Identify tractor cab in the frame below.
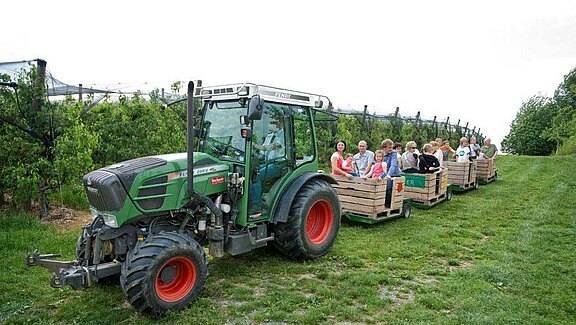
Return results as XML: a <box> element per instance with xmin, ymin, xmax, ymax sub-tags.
<box><xmin>194</xmin><ymin>83</ymin><xmax>332</xmax><ymax>227</ymax></box>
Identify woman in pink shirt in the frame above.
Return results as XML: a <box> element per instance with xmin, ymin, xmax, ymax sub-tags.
<box><xmin>331</xmin><ymin>140</ymin><xmax>353</xmax><ymax>179</ymax></box>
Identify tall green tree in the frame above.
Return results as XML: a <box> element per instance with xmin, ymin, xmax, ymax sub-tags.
<box><xmin>502</xmin><ymin>95</ymin><xmax>556</xmax><ymax>155</ymax></box>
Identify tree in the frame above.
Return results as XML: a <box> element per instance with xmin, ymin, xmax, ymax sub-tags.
<box><xmin>0</xmin><ymin>64</ymin><xmax>96</xmax><ymax>215</ymax></box>
<box><xmin>501</xmin><ymin>95</ymin><xmax>556</xmax><ymax>155</ymax></box>
<box><xmin>547</xmin><ymin>67</ymin><xmax>576</xmax><ymax>154</ymax></box>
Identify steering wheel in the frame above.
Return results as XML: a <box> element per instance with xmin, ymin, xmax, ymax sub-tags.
<box><xmin>206</xmin><ymin>138</ymin><xmax>245</xmax><ymax>157</ymax></box>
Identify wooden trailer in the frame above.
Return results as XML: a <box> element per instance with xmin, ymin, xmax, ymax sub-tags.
<box><xmin>403</xmin><ymin>169</ymin><xmax>451</xmax><ymax>209</ymax></box>
<box><xmin>331</xmin><ymin>176</ymin><xmax>410</xmax><ymax>224</ymax></box>
<box><xmin>476</xmin><ymin>158</ymin><xmax>497</xmax><ymax>184</ymax></box>
<box><xmin>445</xmin><ymin>160</ymin><xmax>478</xmax><ymax>192</ymax></box>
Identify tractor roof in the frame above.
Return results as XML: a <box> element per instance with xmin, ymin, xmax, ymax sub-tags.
<box><xmin>196</xmin><ymin>82</ymin><xmax>331</xmax><ymax>110</ymax></box>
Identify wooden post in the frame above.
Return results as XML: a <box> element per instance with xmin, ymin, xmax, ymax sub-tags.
<box><xmin>79</xmin><ymin>84</ymin><xmax>83</xmax><ymax>101</ymax></box>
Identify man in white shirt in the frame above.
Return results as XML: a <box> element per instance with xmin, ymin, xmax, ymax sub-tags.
<box><xmin>353</xmin><ymin>140</ymin><xmax>375</xmax><ymax>177</ymax></box>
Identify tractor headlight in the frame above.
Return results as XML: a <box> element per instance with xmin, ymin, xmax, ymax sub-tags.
<box><xmin>90</xmin><ymin>208</ymin><xmax>119</xmax><ymax>228</ymax></box>
<box><xmin>102</xmin><ymin>214</ymin><xmax>118</xmax><ymax>228</ymax></box>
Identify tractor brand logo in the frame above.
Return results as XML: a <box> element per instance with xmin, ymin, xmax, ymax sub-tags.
<box><xmin>274</xmin><ymin>92</ymin><xmax>290</xmax><ymax>99</ymax></box>
<box><xmin>87</xmin><ymin>186</ymin><xmax>99</xmax><ymax>194</ymax></box>
<box><xmin>167</xmin><ymin>165</ymin><xmax>229</xmax><ymax>180</ymax></box>
<box><xmin>210</xmin><ymin>176</ymin><xmax>225</xmax><ymax>185</ymax></box>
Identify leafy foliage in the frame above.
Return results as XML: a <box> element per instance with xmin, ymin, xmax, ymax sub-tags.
<box><xmin>502</xmin><ymin>95</ymin><xmax>557</xmax><ymax>155</ymax></box>
<box><xmin>549</xmin><ymin>67</ymin><xmax>576</xmax><ymax>154</ymax></box>
<box><xmin>503</xmin><ymin>65</ymin><xmax>576</xmax><ymax>155</ymax></box>
<box><xmin>82</xmin><ymin>95</ymin><xmax>186</xmax><ymax>167</ymax></box>
<box><xmin>0</xmin><ymin>66</ymin><xmax>96</xmax><ymax>212</ymax></box>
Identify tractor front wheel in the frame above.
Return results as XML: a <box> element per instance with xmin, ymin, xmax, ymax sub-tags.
<box><xmin>273</xmin><ymin>179</ymin><xmax>341</xmax><ymax>260</ymax></box>
<box><xmin>120</xmin><ymin>231</ymin><xmax>208</xmax><ymax>316</ymax></box>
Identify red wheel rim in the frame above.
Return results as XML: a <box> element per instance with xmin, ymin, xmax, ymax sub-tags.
<box><xmin>155</xmin><ymin>256</ymin><xmax>196</xmax><ymax>302</ymax></box>
<box><xmin>306</xmin><ymin>200</ymin><xmax>334</xmax><ymax>244</ymax></box>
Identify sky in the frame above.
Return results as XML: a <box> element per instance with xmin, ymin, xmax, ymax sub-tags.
<box><xmin>2</xmin><ymin>0</ymin><xmax>576</xmax><ymax>148</ymax></box>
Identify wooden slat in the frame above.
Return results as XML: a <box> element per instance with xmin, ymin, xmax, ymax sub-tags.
<box><xmin>334</xmin><ymin>188</ymin><xmax>385</xmax><ymax>199</ymax></box>
<box><xmin>338</xmin><ymin>195</ymin><xmax>386</xmax><ymax>206</ymax></box>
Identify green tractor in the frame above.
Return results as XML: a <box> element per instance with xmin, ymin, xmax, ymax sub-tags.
<box><xmin>26</xmin><ymin>81</ymin><xmax>342</xmax><ymax>315</ymax></box>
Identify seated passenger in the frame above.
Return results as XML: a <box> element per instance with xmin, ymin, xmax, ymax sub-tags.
<box><xmin>342</xmin><ymin>153</ymin><xmax>360</xmax><ymax>177</ymax></box>
<box><xmin>362</xmin><ymin>150</ymin><xmax>387</xmax><ymax>179</ymax></box>
<box><xmin>455</xmin><ymin>137</ymin><xmax>471</xmax><ymax>162</ymax></box>
<box><xmin>401</xmin><ymin>141</ymin><xmax>420</xmax><ymax>173</ymax></box>
<box><xmin>331</xmin><ymin>140</ymin><xmax>354</xmax><ymax>179</ymax></box>
<box><xmin>440</xmin><ymin>140</ymin><xmax>455</xmax><ymax>162</ymax></box>
<box><xmin>353</xmin><ymin>140</ymin><xmax>375</xmax><ymax>177</ymax></box>
<box><xmin>419</xmin><ymin>143</ymin><xmax>441</xmax><ymax>173</ymax></box>
<box><xmin>481</xmin><ymin>137</ymin><xmax>498</xmax><ymax>159</ymax></box>
<box><xmin>393</xmin><ymin>142</ymin><xmax>403</xmax><ymax>169</ymax></box>
<box><xmin>430</xmin><ymin>141</ymin><xmax>444</xmax><ymax>167</ymax></box>
<box><xmin>381</xmin><ymin>139</ymin><xmax>402</xmax><ymax>207</ymax></box>
<box><xmin>469</xmin><ymin>136</ymin><xmax>481</xmax><ymax>159</ymax></box>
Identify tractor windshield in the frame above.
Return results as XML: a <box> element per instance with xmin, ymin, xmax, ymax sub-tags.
<box><xmin>201</xmin><ymin>101</ymin><xmax>246</xmax><ymax>162</ymax></box>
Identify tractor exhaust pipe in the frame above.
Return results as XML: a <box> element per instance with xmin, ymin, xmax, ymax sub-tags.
<box><xmin>187</xmin><ymin>81</ymin><xmax>196</xmax><ymax>197</ymax></box>
<box><xmin>186</xmin><ymin>80</ymin><xmax>224</xmax><ymax>257</ymax></box>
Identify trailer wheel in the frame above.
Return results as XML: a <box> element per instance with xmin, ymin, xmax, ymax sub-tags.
<box><xmin>402</xmin><ymin>202</ymin><xmax>411</xmax><ymax>218</ymax></box>
<box><xmin>273</xmin><ymin>178</ymin><xmax>341</xmax><ymax>260</ymax></box>
<box><xmin>121</xmin><ymin>231</ymin><xmax>208</xmax><ymax>316</ymax></box>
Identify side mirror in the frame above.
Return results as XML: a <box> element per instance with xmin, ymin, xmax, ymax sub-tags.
<box><xmin>247</xmin><ymin>95</ymin><xmax>264</xmax><ymax>121</ymax></box>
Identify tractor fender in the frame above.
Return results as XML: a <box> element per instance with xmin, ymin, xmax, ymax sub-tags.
<box><xmin>272</xmin><ymin>172</ymin><xmax>338</xmax><ymax>224</ymax></box>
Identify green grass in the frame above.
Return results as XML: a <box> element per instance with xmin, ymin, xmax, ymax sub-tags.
<box><xmin>1</xmin><ymin>155</ymin><xmax>575</xmax><ymax>324</ymax></box>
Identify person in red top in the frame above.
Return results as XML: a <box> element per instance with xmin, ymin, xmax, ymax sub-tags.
<box><xmin>331</xmin><ymin>140</ymin><xmax>353</xmax><ymax>179</ymax></box>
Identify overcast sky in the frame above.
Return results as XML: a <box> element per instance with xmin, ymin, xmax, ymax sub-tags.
<box><xmin>2</xmin><ymin>0</ymin><xmax>576</xmax><ymax>147</ymax></box>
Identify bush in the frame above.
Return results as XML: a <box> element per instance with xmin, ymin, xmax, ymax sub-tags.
<box><xmin>557</xmin><ymin>136</ymin><xmax>576</xmax><ymax>155</ymax></box>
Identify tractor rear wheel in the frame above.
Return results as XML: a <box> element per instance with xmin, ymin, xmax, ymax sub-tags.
<box><xmin>120</xmin><ymin>231</ymin><xmax>208</xmax><ymax>316</ymax></box>
<box><xmin>273</xmin><ymin>179</ymin><xmax>341</xmax><ymax>260</ymax></box>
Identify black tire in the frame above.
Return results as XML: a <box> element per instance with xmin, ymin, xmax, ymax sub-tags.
<box><xmin>273</xmin><ymin>178</ymin><xmax>341</xmax><ymax>260</ymax></box>
<box><xmin>120</xmin><ymin>231</ymin><xmax>208</xmax><ymax>316</ymax></box>
<box><xmin>402</xmin><ymin>202</ymin><xmax>411</xmax><ymax>218</ymax></box>
<box><xmin>446</xmin><ymin>188</ymin><xmax>453</xmax><ymax>201</ymax></box>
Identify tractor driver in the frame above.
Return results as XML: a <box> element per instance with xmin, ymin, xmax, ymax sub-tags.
<box><xmin>253</xmin><ymin>117</ymin><xmax>285</xmax><ymax>160</ymax></box>
<box><xmin>249</xmin><ymin>116</ymin><xmax>286</xmax><ymax>215</ymax></box>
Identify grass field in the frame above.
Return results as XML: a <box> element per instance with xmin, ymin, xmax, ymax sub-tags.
<box><xmin>1</xmin><ymin>155</ymin><xmax>575</xmax><ymax>324</ymax></box>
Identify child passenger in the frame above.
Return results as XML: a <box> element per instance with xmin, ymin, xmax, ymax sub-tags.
<box><xmin>419</xmin><ymin>143</ymin><xmax>441</xmax><ymax>173</ymax></box>
<box><xmin>362</xmin><ymin>150</ymin><xmax>387</xmax><ymax>179</ymax></box>
<box><xmin>341</xmin><ymin>153</ymin><xmax>360</xmax><ymax>177</ymax></box>
<box><xmin>440</xmin><ymin>140</ymin><xmax>455</xmax><ymax>162</ymax></box>
<box><xmin>455</xmin><ymin>137</ymin><xmax>471</xmax><ymax>162</ymax></box>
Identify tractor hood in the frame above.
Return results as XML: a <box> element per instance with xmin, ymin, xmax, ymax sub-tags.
<box><xmin>83</xmin><ymin>152</ymin><xmax>230</xmax><ymax>227</ymax></box>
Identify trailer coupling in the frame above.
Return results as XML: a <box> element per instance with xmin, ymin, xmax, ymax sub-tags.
<box><xmin>25</xmin><ymin>250</ymin><xmax>121</xmax><ymax>290</ymax></box>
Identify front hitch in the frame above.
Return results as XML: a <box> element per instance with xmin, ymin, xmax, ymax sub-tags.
<box><xmin>25</xmin><ymin>250</ymin><xmax>121</xmax><ymax>289</ymax></box>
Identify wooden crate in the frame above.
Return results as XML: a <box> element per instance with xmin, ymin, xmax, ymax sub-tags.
<box><xmin>445</xmin><ymin>161</ymin><xmax>476</xmax><ymax>186</ymax></box>
<box><xmin>332</xmin><ymin>176</ymin><xmax>405</xmax><ymax>218</ymax></box>
<box><xmin>404</xmin><ymin>169</ymin><xmax>448</xmax><ymax>203</ymax></box>
<box><xmin>476</xmin><ymin>159</ymin><xmax>497</xmax><ymax>180</ymax></box>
